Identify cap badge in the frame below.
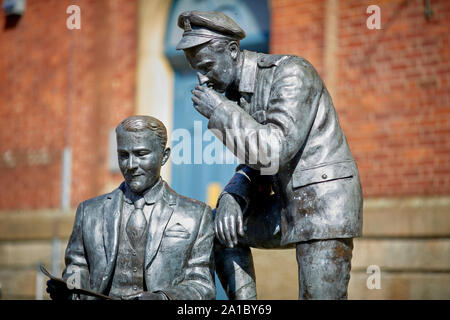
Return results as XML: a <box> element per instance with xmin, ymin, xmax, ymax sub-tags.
<box><xmin>183</xmin><ymin>18</ymin><xmax>192</xmax><ymax>32</ymax></box>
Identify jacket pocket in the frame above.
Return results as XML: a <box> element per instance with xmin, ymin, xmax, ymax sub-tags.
<box><xmin>292</xmin><ymin>160</ymin><xmax>356</xmax><ymax>189</ymax></box>
<box><xmin>159</xmin><ymin>235</ymin><xmax>190</xmax><ymax>252</ymax></box>
<box><xmin>164</xmin><ymin>230</ymin><xmax>190</xmax><ymax>239</ymax></box>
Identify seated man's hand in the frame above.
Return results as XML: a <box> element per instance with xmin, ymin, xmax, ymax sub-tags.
<box><xmin>215</xmin><ymin>193</ymin><xmax>245</xmax><ymax>248</ymax></box>
<box><xmin>121</xmin><ymin>291</ymin><xmax>168</xmax><ymax>300</ymax></box>
<box><xmin>46</xmin><ymin>279</ymin><xmax>72</xmax><ymax>300</ymax></box>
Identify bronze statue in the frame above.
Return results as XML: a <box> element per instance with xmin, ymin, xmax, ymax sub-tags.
<box><xmin>47</xmin><ymin>116</ymin><xmax>215</xmax><ymax>300</ymax></box>
<box><xmin>177</xmin><ymin>10</ymin><xmax>363</xmax><ymax>300</ymax></box>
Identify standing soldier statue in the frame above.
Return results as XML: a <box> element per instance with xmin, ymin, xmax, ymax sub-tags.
<box><xmin>177</xmin><ymin>10</ymin><xmax>363</xmax><ymax>300</ymax></box>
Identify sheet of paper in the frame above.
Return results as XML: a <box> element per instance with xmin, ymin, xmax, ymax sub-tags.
<box><xmin>39</xmin><ymin>264</ymin><xmax>117</xmax><ymax>300</ymax></box>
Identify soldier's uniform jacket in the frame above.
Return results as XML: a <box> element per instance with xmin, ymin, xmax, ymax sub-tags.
<box><xmin>209</xmin><ymin>50</ymin><xmax>363</xmax><ymax>246</ymax></box>
<box><xmin>62</xmin><ymin>181</ymin><xmax>215</xmax><ymax>300</ymax></box>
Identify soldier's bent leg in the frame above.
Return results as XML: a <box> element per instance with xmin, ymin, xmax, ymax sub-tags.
<box><xmin>296</xmin><ymin>238</ymin><xmax>353</xmax><ymax>300</ymax></box>
<box><xmin>215</xmin><ymin>241</ymin><xmax>257</xmax><ymax>300</ymax></box>
<box><xmin>214</xmin><ymin>194</ymin><xmax>285</xmax><ymax>300</ymax></box>
<box><xmin>241</xmin><ymin>194</ymin><xmax>284</xmax><ymax>249</ymax></box>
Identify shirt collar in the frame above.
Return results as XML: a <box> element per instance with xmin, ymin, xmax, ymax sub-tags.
<box><xmin>238</xmin><ymin>50</ymin><xmax>258</xmax><ymax>94</ymax></box>
<box><xmin>123</xmin><ymin>178</ymin><xmax>164</xmax><ymax>205</ymax></box>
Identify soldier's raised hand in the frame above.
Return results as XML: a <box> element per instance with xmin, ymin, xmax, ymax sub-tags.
<box><xmin>191</xmin><ymin>85</ymin><xmax>227</xmax><ymax>119</ymax></box>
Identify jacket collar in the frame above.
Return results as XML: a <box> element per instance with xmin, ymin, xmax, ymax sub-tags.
<box><xmin>238</xmin><ymin>50</ymin><xmax>259</xmax><ymax>94</ymax></box>
<box><xmin>238</xmin><ymin>51</ymin><xmax>288</xmax><ymax>94</ymax></box>
<box><xmin>144</xmin><ymin>182</ymin><xmax>176</xmax><ymax>270</ymax></box>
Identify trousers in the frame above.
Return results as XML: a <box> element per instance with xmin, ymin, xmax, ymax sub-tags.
<box><xmin>214</xmin><ymin>194</ymin><xmax>354</xmax><ymax>300</ymax></box>
<box><xmin>215</xmin><ymin>238</ymin><xmax>353</xmax><ymax>300</ymax></box>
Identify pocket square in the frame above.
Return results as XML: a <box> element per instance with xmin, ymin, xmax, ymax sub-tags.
<box><xmin>167</xmin><ymin>223</ymin><xmax>188</xmax><ymax>233</ymax></box>
<box><xmin>165</xmin><ymin>223</ymin><xmax>190</xmax><ymax>238</ymax></box>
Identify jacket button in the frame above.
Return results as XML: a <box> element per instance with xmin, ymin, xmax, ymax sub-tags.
<box><xmin>322</xmin><ymin>174</ymin><xmax>328</xmax><ymax>179</ymax></box>
<box><xmin>133</xmin><ymin>267</ymin><xmax>137</xmax><ymax>272</ymax></box>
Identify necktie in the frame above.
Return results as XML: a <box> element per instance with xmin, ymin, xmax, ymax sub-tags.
<box><xmin>126</xmin><ymin>197</ymin><xmax>147</xmax><ymax>248</ymax></box>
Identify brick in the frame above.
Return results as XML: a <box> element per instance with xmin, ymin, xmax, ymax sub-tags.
<box><xmin>352</xmin><ymin>239</ymin><xmax>450</xmax><ymax>271</ymax></box>
<box><xmin>0</xmin><ymin>210</ymin><xmax>75</xmax><ymax>241</ymax></box>
<box><xmin>0</xmin><ymin>269</ymin><xmax>38</xmax><ymax>299</ymax></box>
<box><xmin>0</xmin><ymin>240</ymin><xmax>66</xmax><ymax>268</ymax></box>
<box><xmin>0</xmin><ymin>0</ymin><xmax>137</xmax><ymax>210</ymax></box>
<box><xmin>252</xmin><ymin>238</ymin><xmax>450</xmax><ymax>300</ymax></box>
<box><xmin>271</xmin><ymin>0</ymin><xmax>449</xmax><ymax>198</ymax></box>
<box><xmin>348</xmin><ymin>272</ymin><xmax>450</xmax><ymax>300</ymax></box>
<box><xmin>362</xmin><ymin>197</ymin><xmax>450</xmax><ymax>237</ymax></box>
<box><xmin>252</xmin><ymin>248</ymin><xmax>298</xmax><ymax>300</ymax></box>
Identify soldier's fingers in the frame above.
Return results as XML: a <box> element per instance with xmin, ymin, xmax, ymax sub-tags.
<box><xmin>192</xmin><ymin>87</ymin><xmax>206</xmax><ymax>97</ymax></box>
<box><xmin>231</xmin><ymin>216</ymin><xmax>238</xmax><ymax>245</ymax></box>
<box><xmin>193</xmin><ymin>104</ymin><xmax>209</xmax><ymax>118</ymax></box>
<box><xmin>214</xmin><ymin>219</ymin><xmax>219</xmax><ymax>237</ymax></box>
<box><xmin>192</xmin><ymin>97</ymin><xmax>207</xmax><ymax>114</ymax></box>
<box><xmin>237</xmin><ymin>211</ymin><xmax>245</xmax><ymax>237</ymax></box>
<box><xmin>214</xmin><ymin>218</ymin><xmax>223</xmax><ymax>244</ymax></box>
<box><xmin>191</xmin><ymin>96</ymin><xmax>201</xmax><ymax>105</ymax></box>
<box><xmin>222</xmin><ymin>215</ymin><xmax>229</xmax><ymax>244</ymax></box>
<box><xmin>229</xmin><ymin>214</ymin><xmax>238</xmax><ymax>245</ymax></box>
<box><xmin>223</xmin><ymin>216</ymin><xmax>234</xmax><ymax>248</ymax></box>
<box><xmin>191</xmin><ymin>89</ymin><xmax>204</xmax><ymax>99</ymax></box>
<box><xmin>192</xmin><ymin>95</ymin><xmax>208</xmax><ymax>110</ymax></box>
<box><xmin>217</xmin><ymin>220</ymin><xmax>226</xmax><ymax>245</ymax></box>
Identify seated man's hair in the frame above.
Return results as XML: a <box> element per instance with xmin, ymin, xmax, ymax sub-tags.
<box><xmin>116</xmin><ymin>115</ymin><xmax>167</xmax><ymax>149</ymax></box>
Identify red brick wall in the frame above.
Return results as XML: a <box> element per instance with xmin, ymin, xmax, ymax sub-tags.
<box><xmin>0</xmin><ymin>0</ymin><xmax>137</xmax><ymax>210</ymax></box>
<box><xmin>1</xmin><ymin>0</ymin><xmax>448</xmax><ymax>211</ymax></box>
<box><xmin>271</xmin><ymin>0</ymin><xmax>326</xmax><ymax>75</ymax></box>
<box><xmin>271</xmin><ymin>0</ymin><xmax>450</xmax><ymax>197</ymax></box>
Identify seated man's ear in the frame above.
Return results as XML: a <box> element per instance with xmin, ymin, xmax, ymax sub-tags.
<box><xmin>161</xmin><ymin>147</ymin><xmax>171</xmax><ymax>166</ymax></box>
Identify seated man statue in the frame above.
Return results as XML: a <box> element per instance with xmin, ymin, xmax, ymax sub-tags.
<box><xmin>47</xmin><ymin>115</ymin><xmax>215</xmax><ymax>300</ymax></box>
